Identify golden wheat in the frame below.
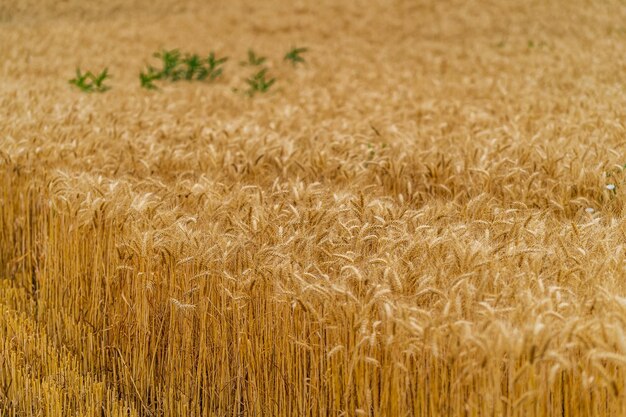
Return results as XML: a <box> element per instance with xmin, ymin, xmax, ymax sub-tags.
<box><xmin>3</xmin><ymin>0</ymin><xmax>626</xmax><ymax>415</ymax></box>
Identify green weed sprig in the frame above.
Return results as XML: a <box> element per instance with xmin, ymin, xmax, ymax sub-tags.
<box><xmin>156</xmin><ymin>49</ymin><xmax>182</xmax><ymax>80</ymax></box>
<box><xmin>284</xmin><ymin>46</ymin><xmax>308</xmax><ymax>66</ymax></box>
<box><xmin>203</xmin><ymin>52</ymin><xmax>228</xmax><ymax>80</ymax></box>
<box><xmin>240</xmin><ymin>49</ymin><xmax>266</xmax><ymax>66</ymax></box>
<box><xmin>69</xmin><ymin>68</ymin><xmax>111</xmax><ymax>93</ymax></box>
<box><xmin>139</xmin><ymin>67</ymin><xmax>161</xmax><ymax>90</ymax></box>
<box><xmin>245</xmin><ymin>68</ymin><xmax>276</xmax><ymax>96</ymax></box>
<box><xmin>140</xmin><ymin>49</ymin><xmax>228</xmax><ymax>89</ymax></box>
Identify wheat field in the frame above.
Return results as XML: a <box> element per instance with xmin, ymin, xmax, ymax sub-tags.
<box><xmin>2</xmin><ymin>0</ymin><xmax>626</xmax><ymax>415</ymax></box>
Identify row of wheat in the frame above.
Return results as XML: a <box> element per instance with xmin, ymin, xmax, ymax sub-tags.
<box><xmin>3</xmin><ymin>125</ymin><xmax>626</xmax><ymax>416</ymax></box>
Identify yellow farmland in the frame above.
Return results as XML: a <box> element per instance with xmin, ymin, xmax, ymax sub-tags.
<box><xmin>2</xmin><ymin>0</ymin><xmax>626</xmax><ymax>415</ymax></box>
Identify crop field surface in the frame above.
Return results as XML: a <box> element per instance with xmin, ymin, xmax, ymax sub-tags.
<box><xmin>2</xmin><ymin>0</ymin><xmax>626</xmax><ymax>416</ymax></box>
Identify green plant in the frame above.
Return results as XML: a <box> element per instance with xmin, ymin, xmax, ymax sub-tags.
<box><xmin>240</xmin><ymin>49</ymin><xmax>266</xmax><ymax>66</ymax></box>
<box><xmin>68</xmin><ymin>68</ymin><xmax>111</xmax><ymax>93</ymax></box>
<box><xmin>140</xmin><ymin>49</ymin><xmax>227</xmax><ymax>89</ymax></box>
<box><xmin>155</xmin><ymin>49</ymin><xmax>183</xmax><ymax>80</ymax></box>
<box><xmin>245</xmin><ymin>68</ymin><xmax>276</xmax><ymax>96</ymax></box>
<box><xmin>183</xmin><ymin>53</ymin><xmax>204</xmax><ymax>80</ymax></box>
<box><xmin>139</xmin><ymin>67</ymin><xmax>161</xmax><ymax>90</ymax></box>
<box><xmin>202</xmin><ymin>52</ymin><xmax>228</xmax><ymax>81</ymax></box>
<box><xmin>284</xmin><ymin>46</ymin><xmax>308</xmax><ymax>66</ymax></box>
